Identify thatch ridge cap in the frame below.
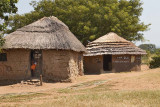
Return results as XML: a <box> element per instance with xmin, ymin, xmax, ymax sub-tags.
<box><xmin>91</xmin><ymin>32</ymin><xmax>129</xmax><ymax>43</ymax></box>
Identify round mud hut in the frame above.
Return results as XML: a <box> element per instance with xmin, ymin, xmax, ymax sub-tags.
<box><xmin>84</xmin><ymin>32</ymin><xmax>146</xmax><ymax>74</ymax></box>
<box><xmin>0</xmin><ymin>16</ymin><xmax>86</xmax><ymax>84</ymax></box>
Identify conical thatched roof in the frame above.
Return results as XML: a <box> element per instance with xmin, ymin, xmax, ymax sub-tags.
<box><xmin>3</xmin><ymin>16</ymin><xmax>86</xmax><ymax>52</ymax></box>
<box><xmin>85</xmin><ymin>32</ymin><xmax>146</xmax><ymax>56</ymax></box>
<box><xmin>92</xmin><ymin>32</ymin><xmax>129</xmax><ymax>43</ymax></box>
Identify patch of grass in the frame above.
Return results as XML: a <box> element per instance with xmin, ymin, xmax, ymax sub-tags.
<box><xmin>57</xmin><ymin>88</ymin><xmax>74</xmax><ymax>94</ymax></box>
<box><xmin>38</xmin><ymin>90</ymin><xmax>160</xmax><ymax>107</ymax></box>
<box><xmin>0</xmin><ymin>92</ymin><xmax>48</xmax><ymax>102</ymax></box>
<box><xmin>42</xmin><ymin>80</ymin><xmax>160</xmax><ymax>107</ymax></box>
<box><xmin>70</xmin><ymin>80</ymin><xmax>107</xmax><ymax>88</ymax></box>
<box><xmin>57</xmin><ymin>80</ymin><xmax>108</xmax><ymax>94</ymax></box>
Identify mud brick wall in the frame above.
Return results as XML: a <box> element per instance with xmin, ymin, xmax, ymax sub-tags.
<box><xmin>112</xmin><ymin>55</ymin><xmax>141</xmax><ymax>72</ymax></box>
<box><xmin>0</xmin><ymin>49</ymin><xmax>31</xmax><ymax>83</ymax></box>
<box><xmin>84</xmin><ymin>56</ymin><xmax>103</xmax><ymax>74</ymax></box>
<box><xmin>42</xmin><ymin>50</ymin><xmax>83</xmax><ymax>82</ymax></box>
<box><xmin>84</xmin><ymin>55</ymin><xmax>141</xmax><ymax>74</ymax></box>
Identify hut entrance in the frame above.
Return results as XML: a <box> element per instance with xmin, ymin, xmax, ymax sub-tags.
<box><xmin>30</xmin><ymin>50</ymin><xmax>42</xmax><ymax>78</ymax></box>
<box><xmin>103</xmin><ymin>55</ymin><xmax>112</xmax><ymax>71</ymax></box>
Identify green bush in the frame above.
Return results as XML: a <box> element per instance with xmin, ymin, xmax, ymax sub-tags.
<box><xmin>150</xmin><ymin>55</ymin><xmax>160</xmax><ymax>68</ymax></box>
<box><xmin>142</xmin><ymin>51</ymin><xmax>151</xmax><ymax>65</ymax></box>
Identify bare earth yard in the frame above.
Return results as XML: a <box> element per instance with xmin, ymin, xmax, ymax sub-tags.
<box><xmin>0</xmin><ymin>68</ymin><xmax>160</xmax><ymax>107</ymax></box>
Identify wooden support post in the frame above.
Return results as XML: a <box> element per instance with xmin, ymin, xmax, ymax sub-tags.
<box><xmin>40</xmin><ymin>75</ymin><xmax>43</xmax><ymax>86</ymax></box>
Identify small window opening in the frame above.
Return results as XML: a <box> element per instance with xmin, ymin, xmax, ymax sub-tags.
<box><xmin>0</xmin><ymin>53</ymin><xmax>7</xmax><ymax>61</ymax></box>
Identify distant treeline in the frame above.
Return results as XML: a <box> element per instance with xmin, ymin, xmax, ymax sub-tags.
<box><xmin>139</xmin><ymin>44</ymin><xmax>160</xmax><ymax>54</ymax></box>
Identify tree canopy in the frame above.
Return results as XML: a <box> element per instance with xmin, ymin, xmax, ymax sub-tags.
<box><xmin>139</xmin><ymin>44</ymin><xmax>156</xmax><ymax>53</ymax></box>
<box><xmin>6</xmin><ymin>0</ymin><xmax>150</xmax><ymax>45</ymax></box>
<box><xmin>0</xmin><ymin>0</ymin><xmax>18</xmax><ymax>47</ymax></box>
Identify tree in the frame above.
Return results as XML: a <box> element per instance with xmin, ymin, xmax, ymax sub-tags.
<box><xmin>0</xmin><ymin>0</ymin><xmax>18</xmax><ymax>47</ymax></box>
<box><xmin>139</xmin><ymin>44</ymin><xmax>156</xmax><ymax>53</ymax></box>
<box><xmin>6</xmin><ymin>0</ymin><xmax>150</xmax><ymax>45</ymax></box>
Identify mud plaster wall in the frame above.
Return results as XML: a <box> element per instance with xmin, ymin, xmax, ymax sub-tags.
<box><xmin>0</xmin><ymin>49</ymin><xmax>31</xmax><ymax>82</ymax></box>
<box><xmin>84</xmin><ymin>56</ymin><xmax>103</xmax><ymax>74</ymax></box>
<box><xmin>42</xmin><ymin>50</ymin><xmax>83</xmax><ymax>81</ymax></box>
<box><xmin>69</xmin><ymin>52</ymin><xmax>84</xmax><ymax>79</ymax></box>
<box><xmin>112</xmin><ymin>55</ymin><xmax>141</xmax><ymax>72</ymax></box>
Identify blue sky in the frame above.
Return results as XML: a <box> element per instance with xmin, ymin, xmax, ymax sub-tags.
<box><xmin>16</xmin><ymin>0</ymin><xmax>160</xmax><ymax>47</ymax></box>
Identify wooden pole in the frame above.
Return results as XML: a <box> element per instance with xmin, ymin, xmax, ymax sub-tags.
<box><xmin>40</xmin><ymin>75</ymin><xmax>43</xmax><ymax>86</ymax></box>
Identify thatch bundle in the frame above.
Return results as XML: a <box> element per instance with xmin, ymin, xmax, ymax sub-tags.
<box><xmin>85</xmin><ymin>32</ymin><xmax>146</xmax><ymax>56</ymax></box>
<box><xmin>3</xmin><ymin>16</ymin><xmax>86</xmax><ymax>52</ymax></box>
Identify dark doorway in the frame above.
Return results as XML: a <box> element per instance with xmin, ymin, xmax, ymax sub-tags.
<box><xmin>103</xmin><ymin>55</ymin><xmax>112</xmax><ymax>71</ymax></box>
<box><xmin>30</xmin><ymin>50</ymin><xmax>42</xmax><ymax>77</ymax></box>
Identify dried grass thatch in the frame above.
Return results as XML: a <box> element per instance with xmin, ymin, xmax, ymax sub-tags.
<box><xmin>85</xmin><ymin>32</ymin><xmax>146</xmax><ymax>56</ymax></box>
<box><xmin>3</xmin><ymin>16</ymin><xmax>86</xmax><ymax>52</ymax></box>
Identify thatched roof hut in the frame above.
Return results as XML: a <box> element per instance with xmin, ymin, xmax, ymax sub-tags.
<box><xmin>84</xmin><ymin>32</ymin><xmax>146</xmax><ymax>74</ymax></box>
<box><xmin>3</xmin><ymin>16</ymin><xmax>86</xmax><ymax>52</ymax></box>
<box><xmin>0</xmin><ymin>16</ymin><xmax>86</xmax><ymax>84</ymax></box>
<box><xmin>85</xmin><ymin>32</ymin><xmax>146</xmax><ymax>56</ymax></box>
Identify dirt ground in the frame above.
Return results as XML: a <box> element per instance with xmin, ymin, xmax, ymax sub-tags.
<box><xmin>0</xmin><ymin>74</ymin><xmax>110</xmax><ymax>95</ymax></box>
<box><xmin>0</xmin><ymin>67</ymin><xmax>159</xmax><ymax>95</ymax></box>
<box><xmin>0</xmin><ymin>68</ymin><xmax>160</xmax><ymax>107</ymax></box>
<box><xmin>141</xmin><ymin>64</ymin><xmax>149</xmax><ymax>71</ymax></box>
